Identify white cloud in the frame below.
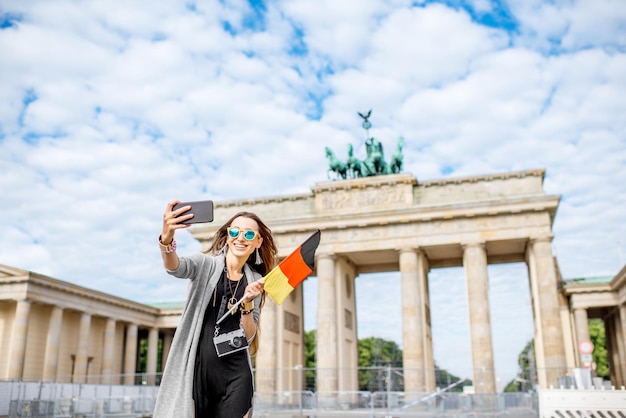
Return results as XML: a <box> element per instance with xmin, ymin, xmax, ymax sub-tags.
<box><xmin>509</xmin><ymin>0</ymin><xmax>626</xmax><ymax>51</ymax></box>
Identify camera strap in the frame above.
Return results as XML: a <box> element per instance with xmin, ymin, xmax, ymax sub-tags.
<box><xmin>214</xmin><ymin>271</ymin><xmax>231</xmax><ymax>338</ymax></box>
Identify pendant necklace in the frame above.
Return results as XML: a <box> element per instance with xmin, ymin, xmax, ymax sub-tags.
<box><xmin>226</xmin><ymin>268</ymin><xmax>242</xmax><ymax>314</ymax></box>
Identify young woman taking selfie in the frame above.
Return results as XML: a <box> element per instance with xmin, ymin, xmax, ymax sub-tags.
<box><xmin>153</xmin><ymin>200</ymin><xmax>277</xmax><ymax>418</ymax></box>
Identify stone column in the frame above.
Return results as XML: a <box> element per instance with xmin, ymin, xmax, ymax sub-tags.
<box><xmin>334</xmin><ymin>257</ymin><xmax>358</xmax><ymax>392</ymax></box>
<box><xmin>559</xmin><ymin>293</ymin><xmax>576</xmax><ymax>371</ymax></box>
<box><xmin>8</xmin><ymin>300</ymin><xmax>31</xmax><ymax>380</ymax></box>
<box><xmin>573</xmin><ymin>308</ymin><xmax>590</xmax><ymax>367</ymax></box>
<box><xmin>615</xmin><ymin>305</ymin><xmax>626</xmax><ymax>387</ymax></box>
<box><xmin>419</xmin><ymin>252</ymin><xmax>436</xmax><ymax>392</ymax></box>
<box><xmin>462</xmin><ymin>242</ymin><xmax>496</xmax><ymax>393</ymax></box>
<box><xmin>102</xmin><ymin>318</ymin><xmax>117</xmax><ymax>384</ymax></box>
<box><xmin>256</xmin><ymin>297</ymin><xmax>277</xmax><ymax>398</ymax></box>
<box><xmin>124</xmin><ymin>324</ymin><xmax>138</xmax><ymax>385</ymax></box>
<box><xmin>527</xmin><ymin>236</ymin><xmax>567</xmax><ymax>388</ymax></box>
<box><xmin>612</xmin><ymin>313</ymin><xmax>625</xmax><ymax>387</ymax></box>
<box><xmin>162</xmin><ymin>329</ymin><xmax>173</xmax><ymax>372</ymax></box>
<box><xmin>73</xmin><ymin>312</ymin><xmax>92</xmax><ymax>383</ymax></box>
<box><xmin>147</xmin><ymin>327</ymin><xmax>159</xmax><ymax>385</ymax></box>
<box><xmin>43</xmin><ymin>306</ymin><xmax>64</xmax><ymax>381</ymax></box>
<box><xmin>316</xmin><ymin>253</ymin><xmax>338</xmax><ymax>399</ymax></box>
<box><xmin>399</xmin><ymin>248</ymin><xmax>425</xmax><ymax>394</ymax></box>
<box><xmin>276</xmin><ymin>301</ymin><xmax>285</xmax><ymax>393</ymax></box>
<box><xmin>605</xmin><ymin>316</ymin><xmax>620</xmax><ymax>385</ymax></box>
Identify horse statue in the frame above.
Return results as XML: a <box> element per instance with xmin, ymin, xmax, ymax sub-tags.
<box><xmin>346</xmin><ymin>144</ymin><xmax>363</xmax><ymax>178</ymax></box>
<box><xmin>325</xmin><ymin>147</ymin><xmax>348</xmax><ymax>179</ymax></box>
<box><xmin>389</xmin><ymin>137</ymin><xmax>404</xmax><ymax>174</ymax></box>
<box><xmin>362</xmin><ymin>137</ymin><xmax>387</xmax><ymax>176</ymax></box>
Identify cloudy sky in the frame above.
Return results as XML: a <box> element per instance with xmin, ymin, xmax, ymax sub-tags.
<box><xmin>1</xmin><ymin>0</ymin><xmax>625</xmax><ymax>390</ymax></box>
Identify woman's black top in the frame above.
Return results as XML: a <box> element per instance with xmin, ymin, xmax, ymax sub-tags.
<box><xmin>193</xmin><ymin>269</ymin><xmax>253</xmax><ymax>417</ymax></box>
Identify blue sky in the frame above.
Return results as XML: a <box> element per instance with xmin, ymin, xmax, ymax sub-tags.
<box><xmin>1</xmin><ymin>0</ymin><xmax>625</xmax><ymax>390</ymax></box>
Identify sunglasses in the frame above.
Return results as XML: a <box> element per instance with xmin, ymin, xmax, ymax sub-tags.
<box><xmin>227</xmin><ymin>227</ymin><xmax>259</xmax><ymax>241</ymax></box>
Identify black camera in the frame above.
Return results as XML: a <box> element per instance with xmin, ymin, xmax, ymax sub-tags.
<box><xmin>213</xmin><ymin>328</ymin><xmax>248</xmax><ymax>357</ymax></box>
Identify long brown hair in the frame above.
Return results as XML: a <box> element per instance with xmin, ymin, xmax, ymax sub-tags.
<box><xmin>207</xmin><ymin>211</ymin><xmax>277</xmax><ymax>355</ymax></box>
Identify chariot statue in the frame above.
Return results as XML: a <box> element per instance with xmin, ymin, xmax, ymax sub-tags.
<box><xmin>325</xmin><ymin>110</ymin><xmax>404</xmax><ymax>179</ymax></box>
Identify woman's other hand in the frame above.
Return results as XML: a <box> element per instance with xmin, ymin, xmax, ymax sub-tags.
<box><xmin>244</xmin><ymin>279</ymin><xmax>265</xmax><ymax>302</ymax></box>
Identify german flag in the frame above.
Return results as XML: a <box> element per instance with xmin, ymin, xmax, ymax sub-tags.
<box><xmin>263</xmin><ymin>230</ymin><xmax>321</xmax><ymax>305</ymax></box>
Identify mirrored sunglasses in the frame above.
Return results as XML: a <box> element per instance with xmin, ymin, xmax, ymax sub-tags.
<box><xmin>228</xmin><ymin>227</ymin><xmax>259</xmax><ymax>241</ymax></box>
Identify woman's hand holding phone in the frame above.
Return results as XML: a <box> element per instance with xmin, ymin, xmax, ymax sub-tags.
<box><xmin>161</xmin><ymin>200</ymin><xmax>193</xmax><ymax>244</ymax></box>
<box><xmin>162</xmin><ymin>200</ymin><xmax>214</xmax><ymax>244</ymax></box>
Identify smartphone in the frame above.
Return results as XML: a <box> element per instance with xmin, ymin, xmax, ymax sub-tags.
<box><xmin>172</xmin><ymin>200</ymin><xmax>214</xmax><ymax>224</ymax></box>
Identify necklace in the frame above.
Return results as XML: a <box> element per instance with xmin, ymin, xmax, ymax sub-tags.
<box><xmin>226</xmin><ymin>269</ymin><xmax>242</xmax><ymax>314</ymax></box>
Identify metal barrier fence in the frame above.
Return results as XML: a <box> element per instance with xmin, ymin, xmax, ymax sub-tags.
<box><xmin>1</xmin><ymin>380</ymin><xmax>539</xmax><ymax>418</ymax></box>
<box><xmin>2</xmin><ymin>365</ymin><xmax>552</xmax><ymax>392</ymax></box>
<box><xmin>1</xmin><ymin>383</ymin><xmax>538</xmax><ymax>417</ymax></box>
<box><xmin>3</xmin><ymin>366</ymin><xmax>616</xmax><ymax>417</ymax></box>
<box><xmin>4</xmin><ymin>366</ymin><xmax>536</xmax><ymax>390</ymax></box>
<box><xmin>6</xmin><ymin>365</ymin><xmax>602</xmax><ymax>417</ymax></box>
<box><xmin>0</xmin><ymin>380</ymin><xmax>158</xmax><ymax>418</ymax></box>
<box><xmin>253</xmin><ymin>390</ymin><xmax>538</xmax><ymax>417</ymax></box>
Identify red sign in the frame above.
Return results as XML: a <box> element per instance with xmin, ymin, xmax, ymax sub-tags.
<box><xmin>579</xmin><ymin>340</ymin><xmax>594</xmax><ymax>354</ymax></box>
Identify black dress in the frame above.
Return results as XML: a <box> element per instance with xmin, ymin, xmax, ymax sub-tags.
<box><xmin>193</xmin><ymin>270</ymin><xmax>253</xmax><ymax>417</ymax></box>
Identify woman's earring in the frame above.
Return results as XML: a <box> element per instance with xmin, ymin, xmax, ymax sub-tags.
<box><xmin>218</xmin><ymin>243</ymin><xmax>228</xmax><ymax>256</ymax></box>
<box><xmin>255</xmin><ymin>248</ymin><xmax>262</xmax><ymax>264</ymax></box>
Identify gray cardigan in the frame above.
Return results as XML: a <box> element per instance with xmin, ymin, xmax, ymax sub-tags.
<box><xmin>152</xmin><ymin>253</ymin><xmax>262</xmax><ymax>418</ymax></box>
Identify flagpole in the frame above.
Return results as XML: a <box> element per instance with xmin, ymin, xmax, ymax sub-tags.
<box><xmin>216</xmin><ymin>292</ymin><xmax>251</xmax><ymax>325</ymax></box>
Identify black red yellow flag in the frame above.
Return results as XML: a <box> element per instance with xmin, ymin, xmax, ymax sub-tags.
<box><xmin>263</xmin><ymin>230</ymin><xmax>321</xmax><ymax>305</ymax></box>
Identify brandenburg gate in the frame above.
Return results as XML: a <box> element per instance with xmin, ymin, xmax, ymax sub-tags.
<box><xmin>193</xmin><ymin>168</ymin><xmax>568</xmax><ymax>394</ymax></box>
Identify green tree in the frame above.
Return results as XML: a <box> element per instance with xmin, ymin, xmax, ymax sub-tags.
<box><xmin>139</xmin><ymin>338</ymin><xmax>147</xmax><ymax>372</ymax></box>
<box><xmin>589</xmin><ymin>319</ymin><xmax>609</xmax><ymax>378</ymax></box>
<box><xmin>357</xmin><ymin>337</ymin><xmax>403</xmax><ymax>391</ymax></box>
<box><xmin>304</xmin><ymin>330</ymin><xmax>316</xmax><ymax>389</ymax></box>
<box><xmin>138</xmin><ymin>336</ymin><xmax>163</xmax><ymax>384</ymax></box>
<box><xmin>358</xmin><ymin>337</ymin><xmax>403</xmax><ymax>367</ymax></box>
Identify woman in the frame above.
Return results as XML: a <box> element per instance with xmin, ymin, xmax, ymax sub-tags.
<box><xmin>153</xmin><ymin>200</ymin><xmax>277</xmax><ymax>418</ymax></box>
